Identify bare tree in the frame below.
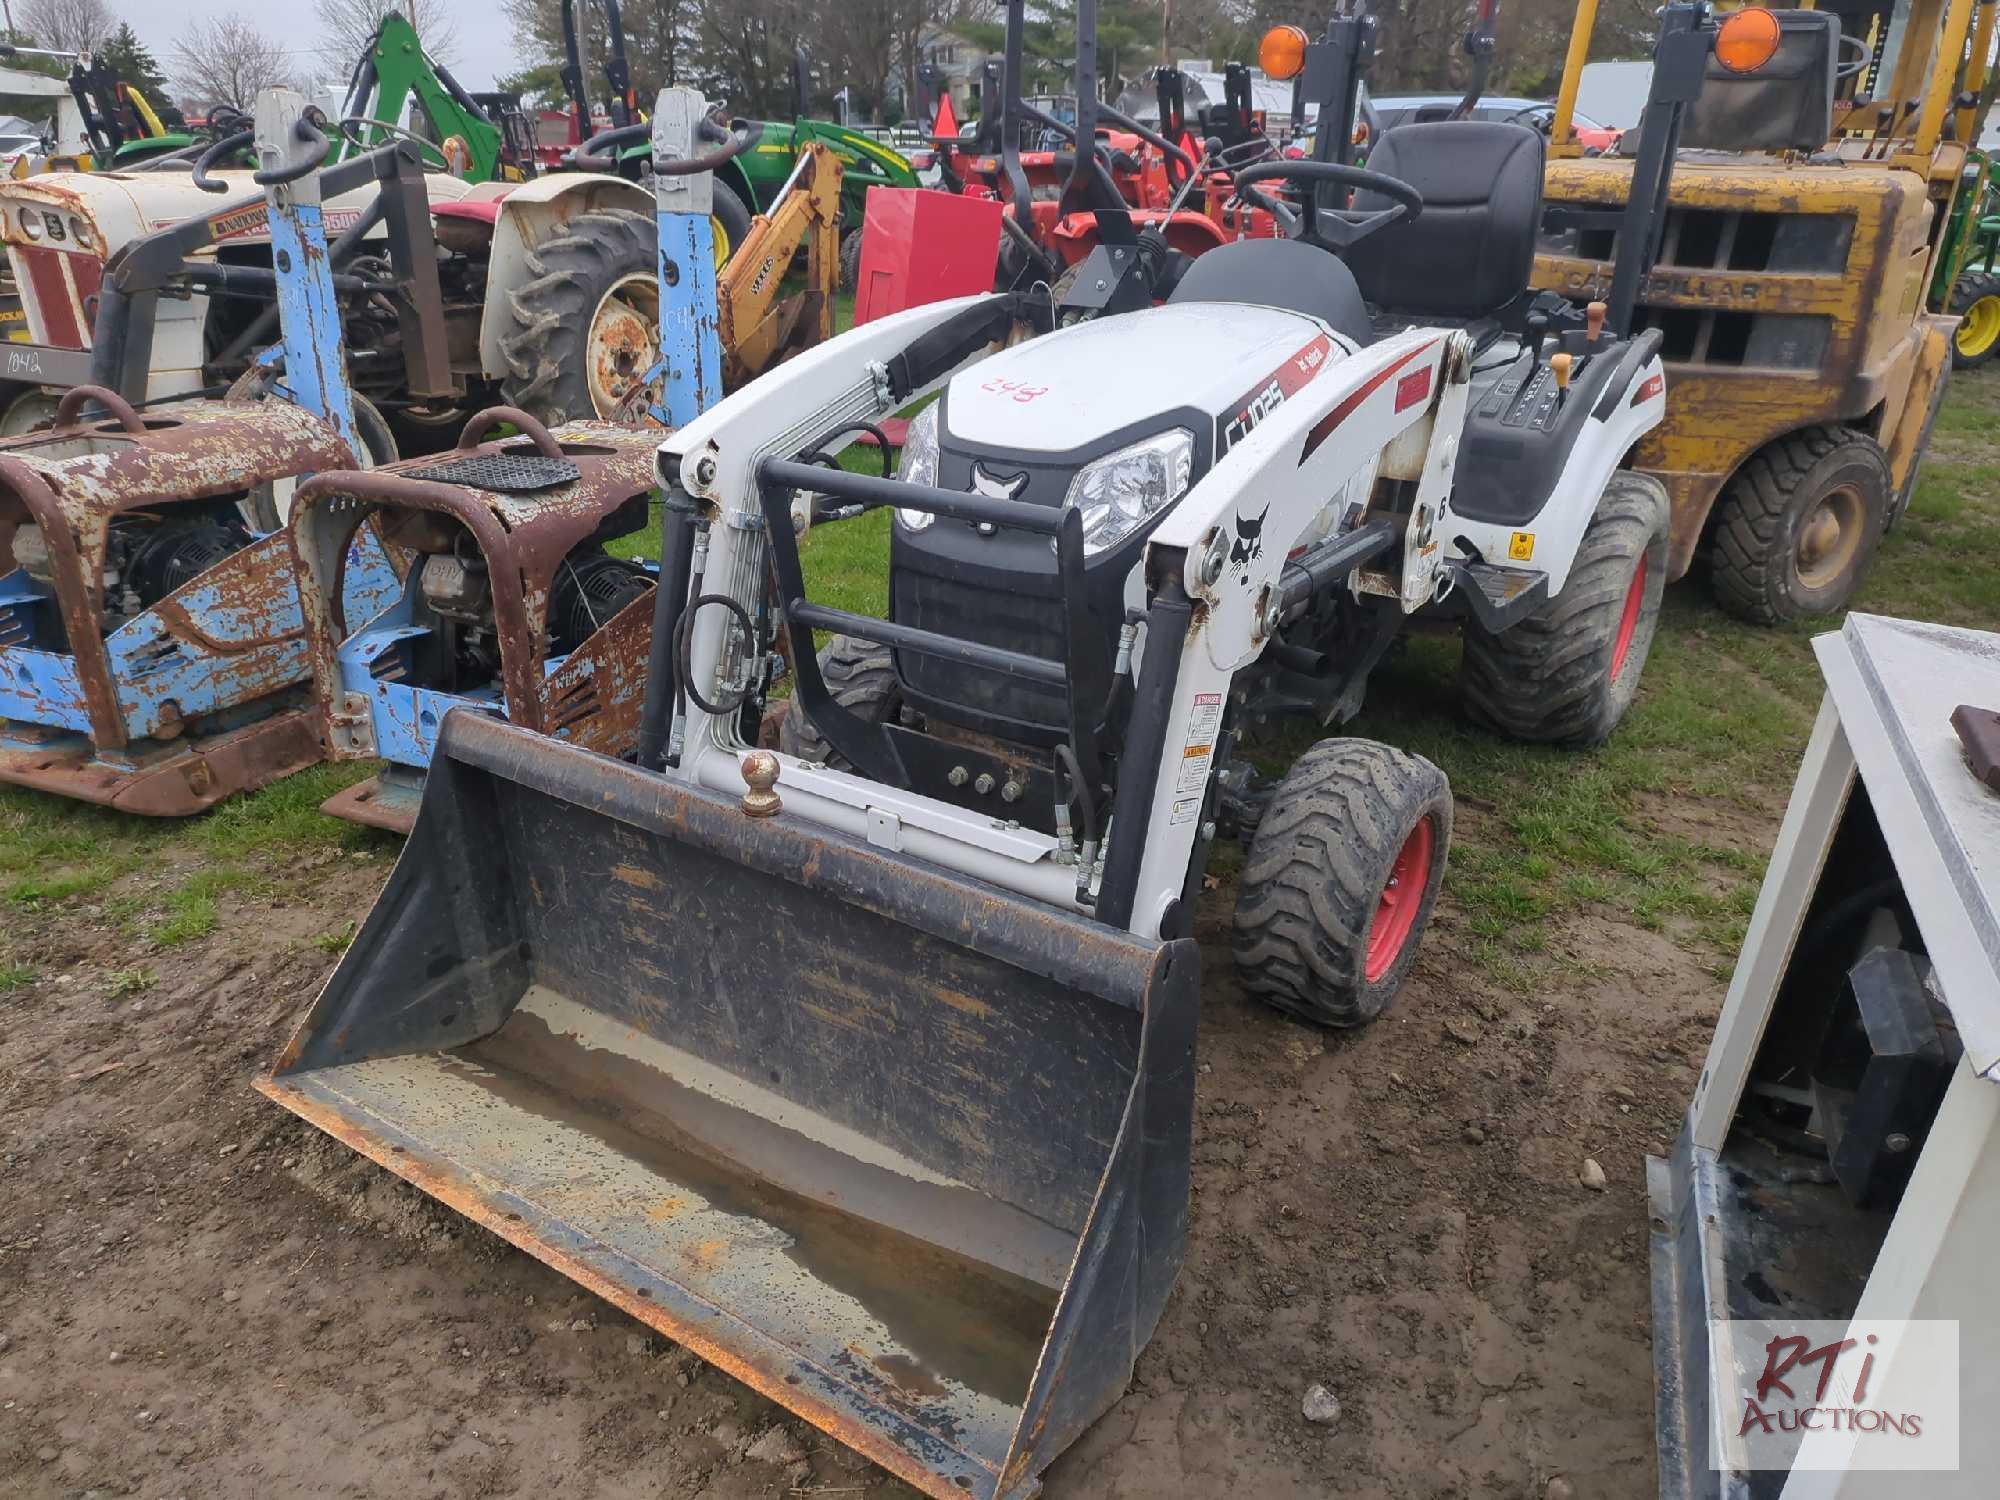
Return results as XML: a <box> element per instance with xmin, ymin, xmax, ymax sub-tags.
<box><xmin>170</xmin><ymin>12</ymin><xmax>296</xmax><ymax>114</ymax></box>
<box><xmin>17</xmin><ymin>0</ymin><xmax>113</xmax><ymax>54</ymax></box>
<box><xmin>314</xmin><ymin>0</ymin><xmax>460</xmax><ymax>70</ymax></box>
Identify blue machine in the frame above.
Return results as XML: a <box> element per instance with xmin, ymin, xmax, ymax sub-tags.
<box><xmin>0</xmin><ymin>91</ymin><xmax>424</xmax><ymax>814</ymax></box>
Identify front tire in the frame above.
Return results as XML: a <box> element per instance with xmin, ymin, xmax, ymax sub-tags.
<box><xmin>495</xmin><ymin>208</ymin><xmax>659</xmax><ymax>425</ymax></box>
<box><xmin>1950</xmin><ymin>269</ymin><xmax>2000</xmax><ymax>369</ymax></box>
<box><xmin>1461</xmin><ymin>472</ymin><xmax>1669</xmax><ymax>747</ymax></box>
<box><xmin>777</xmin><ymin>635</ymin><xmax>902</xmax><ymax>767</ymax></box>
<box><xmin>1231</xmin><ymin>739</ymin><xmax>1451</xmax><ymax>1029</ymax></box>
<box><xmin>1708</xmin><ymin>426</ymin><xmax>1889</xmax><ymax>624</ymax></box>
<box><xmin>839</xmin><ymin>229</ymin><xmax>864</xmax><ymax>293</ymax></box>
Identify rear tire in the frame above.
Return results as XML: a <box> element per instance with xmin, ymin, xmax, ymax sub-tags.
<box><xmin>1460</xmin><ymin>472</ymin><xmax>1668</xmax><ymax>747</ymax></box>
<box><xmin>495</xmin><ymin>208</ymin><xmax>658</xmax><ymax>426</ymax></box>
<box><xmin>1950</xmin><ymin>269</ymin><xmax>2000</xmax><ymax>369</ymax></box>
<box><xmin>1708</xmin><ymin>426</ymin><xmax>1889</xmax><ymax>624</ymax></box>
<box><xmin>777</xmin><ymin>635</ymin><xmax>902</xmax><ymax>767</ymax></box>
<box><xmin>710</xmin><ymin>181</ymin><xmax>753</xmax><ymax>267</ymax></box>
<box><xmin>1231</xmin><ymin>739</ymin><xmax>1451</xmax><ymax>1029</ymax></box>
<box><xmin>839</xmin><ymin>229</ymin><xmax>864</xmax><ymax>293</ymax></box>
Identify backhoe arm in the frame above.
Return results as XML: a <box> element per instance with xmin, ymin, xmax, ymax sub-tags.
<box><xmin>718</xmin><ymin>142</ymin><xmax>844</xmax><ymax>388</ymax></box>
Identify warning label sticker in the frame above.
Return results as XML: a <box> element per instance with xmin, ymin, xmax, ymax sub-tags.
<box><xmin>1171</xmin><ymin>691</ymin><xmax>1225</xmax><ymax>824</ymax></box>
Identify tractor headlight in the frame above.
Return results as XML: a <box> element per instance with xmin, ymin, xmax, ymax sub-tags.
<box><xmin>1065</xmin><ymin>428</ymin><xmax>1194</xmax><ymax>555</ymax></box>
<box><xmin>893</xmin><ymin>402</ymin><xmax>941</xmax><ymax>533</ymax></box>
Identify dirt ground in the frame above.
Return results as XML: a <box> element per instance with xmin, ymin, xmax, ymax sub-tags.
<box><xmin>0</xmin><ymin>786</ymin><xmax>1755</xmax><ymax>1500</ymax></box>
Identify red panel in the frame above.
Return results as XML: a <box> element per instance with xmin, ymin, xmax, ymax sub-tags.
<box><xmin>854</xmin><ymin>186</ymin><xmax>1005</xmax><ymax>326</ymax></box>
<box><xmin>19</xmin><ymin>247</ymin><xmax>85</xmax><ymax>349</ymax></box>
<box><xmin>433</xmin><ymin>200</ymin><xmax>507</xmax><ymax>225</ymax></box>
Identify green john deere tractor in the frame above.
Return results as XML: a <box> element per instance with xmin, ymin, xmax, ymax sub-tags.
<box><xmin>719</xmin><ymin>47</ymin><xmax>920</xmax><ymax>288</ymax></box>
<box><xmin>1940</xmin><ymin>148</ymin><xmax>2000</xmax><ymax>367</ymax></box>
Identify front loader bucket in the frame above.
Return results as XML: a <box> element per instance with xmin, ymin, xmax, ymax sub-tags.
<box><xmin>258</xmin><ymin>713</ymin><xmax>1199</xmax><ymax>1499</ymax></box>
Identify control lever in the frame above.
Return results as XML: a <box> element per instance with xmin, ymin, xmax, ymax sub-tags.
<box><xmin>1527</xmin><ymin>311</ymin><xmax>1551</xmax><ymax>365</ymax></box>
<box><xmin>1585</xmin><ymin>300</ymin><xmax>1607</xmax><ymax>345</ymax></box>
<box><xmin>1550</xmin><ymin>352</ymin><xmax>1573</xmax><ymax>408</ymax></box>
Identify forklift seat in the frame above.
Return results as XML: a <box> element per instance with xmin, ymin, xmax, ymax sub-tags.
<box><xmin>1341</xmin><ymin>121</ymin><xmax>1544</xmax><ymax>323</ymax></box>
<box><xmin>1166</xmin><ymin>237</ymin><xmax>1375</xmax><ymax>347</ymax></box>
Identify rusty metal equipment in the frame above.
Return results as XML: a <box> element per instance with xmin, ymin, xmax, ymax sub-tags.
<box><xmin>0</xmin><ymin>94</ymin><xmax>425</xmax><ymax>814</ymax></box>
<box><xmin>291</xmin><ymin>407</ymin><xmax>659</xmax><ymax>833</ymax></box>
<box><xmin>0</xmin><ymin>386</ymin><xmax>398</xmax><ymax>812</ymax></box>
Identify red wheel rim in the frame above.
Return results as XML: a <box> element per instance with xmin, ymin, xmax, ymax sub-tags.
<box><xmin>1611</xmin><ymin>550</ymin><xmax>1648</xmax><ymax>682</ymax></box>
<box><xmin>1364</xmin><ymin>815</ymin><xmax>1435</xmax><ymax>984</ymax></box>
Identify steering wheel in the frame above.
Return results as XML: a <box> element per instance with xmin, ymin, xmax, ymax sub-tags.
<box><xmin>1231</xmin><ymin>158</ymin><xmax>1423</xmax><ymax>250</ymax></box>
<box><xmin>1836</xmin><ymin>32</ymin><xmax>1872</xmax><ymax>80</ymax></box>
<box><xmin>337</xmin><ymin>116</ymin><xmax>449</xmax><ymax>169</ymax></box>
<box><xmin>1209</xmin><ymin>135</ymin><xmax>1278</xmax><ymax>173</ymax></box>
<box><xmin>1501</xmin><ymin>103</ymin><xmax>1555</xmax><ymax>134</ymax></box>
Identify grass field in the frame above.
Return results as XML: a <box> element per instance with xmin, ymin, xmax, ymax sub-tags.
<box><xmin>4</xmin><ymin>368</ymin><xmax>1997</xmax><ymax>993</ymax></box>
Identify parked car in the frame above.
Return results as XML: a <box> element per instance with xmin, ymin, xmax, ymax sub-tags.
<box><xmin>1371</xmin><ymin>93</ymin><xmax>1621</xmax><ymax>151</ymax></box>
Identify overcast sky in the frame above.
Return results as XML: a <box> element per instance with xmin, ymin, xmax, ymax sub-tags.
<box><xmin>121</xmin><ymin>0</ymin><xmax>520</xmax><ymax>94</ymax></box>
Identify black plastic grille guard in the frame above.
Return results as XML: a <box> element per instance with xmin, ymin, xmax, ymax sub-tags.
<box><xmin>755</xmin><ymin>455</ymin><xmax>1114</xmax><ymax>812</ymax></box>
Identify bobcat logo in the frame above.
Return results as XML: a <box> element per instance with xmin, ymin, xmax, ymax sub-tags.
<box><xmin>970</xmin><ymin>464</ymin><xmax>1027</xmax><ymax>500</ymax></box>
<box><xmin>1230</xmin><ymin>505</ymin><xmax>1268</xmax><ymax>572</ymax></box>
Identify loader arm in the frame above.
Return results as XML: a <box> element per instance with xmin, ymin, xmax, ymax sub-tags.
<box><xmin>718</xmin><ymin>141</ymin><xmax>845</xmax><ymax>389</ymax></box>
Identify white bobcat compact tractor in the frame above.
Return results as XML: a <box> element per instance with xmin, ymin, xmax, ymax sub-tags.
<box><xmin>256</xmin><ymin>3</ymin><xmax>1699</xmax><ymax>1496</ymax></box>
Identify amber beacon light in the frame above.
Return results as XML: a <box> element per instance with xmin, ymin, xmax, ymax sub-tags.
<box><xmin>1714</xmin><ymin>7</ymin><xmax>1781</xmax><ymax>73</ymax></box>
<box><xmin>1260</xmin><ymin>24</ymin><xmax>1310</xmax><ymax>81</ymax></box>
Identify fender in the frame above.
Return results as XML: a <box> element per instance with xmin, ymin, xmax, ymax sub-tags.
<box><xmin>1448</xmin><ymin>351</ymin><xmax>1667</xmax><ymax>595</ymax></box>
<box><xmin>1049</xmin><ymin>207</ymin><xmax>1227</xmax><ymax>265</ymax></box>
<box><xmin>472</xmin><ymin>173</ymin><xmax>654</xmax><ymax>381</ymax></box>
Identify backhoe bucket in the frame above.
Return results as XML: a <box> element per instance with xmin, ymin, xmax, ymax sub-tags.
<box><xmin>258</xmin><ymin>712</ymin><xmax>1199</xmax><ymax>1500</ymax></box>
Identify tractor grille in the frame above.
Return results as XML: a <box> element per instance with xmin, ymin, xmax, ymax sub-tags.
<box><xmin>10</xmin><ymin>245</ymin><xmax>101</xmax><ymax>350</ymax></box>
<box><xmin>892</xmin><ymin>570</ymin><xmax>1068</xmax><ymax>732</ymax></box>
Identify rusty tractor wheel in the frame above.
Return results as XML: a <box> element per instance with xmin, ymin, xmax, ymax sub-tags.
<box><xmin>777</xmin><ymin>635</ymin><xmax>904</xmax><ymax>768</ymax></box>
<box><xmin>1231</xmin><ymin>738</ymin><xmax>1451</xmax><ymax>1030</ymax></box>
<box><xmin>0</xmin><ymin>384</ymin><xmax>60</xmax><ymax>436</ymax></box>
<box><xmin>1460</xmin><ymin>472</ymin><xmax>1669</xmax><ymax>747</ymax></box>
<box><xmin>1709</xmin><ymin>426</ymin><xmax>1890</xmax><ymax>625</ymax></box>
<box><xmin>1951</xmin><ymin>270</ymin><xmax>2000</xmax><ymax>369</ymax></box>
<box><xmin>495</xmin><ymin>207</ymin><xmax>658</xmax><ymax>426</ymax></box>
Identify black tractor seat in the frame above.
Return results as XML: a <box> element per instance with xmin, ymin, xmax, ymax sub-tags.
<box><xmin>1166</xmin><ymin>236</ymin><xmax>1375</xmax><ymax>346</ymax></box>
<box><xmin>1170</xmin><ymin>120</ymin><xmax>1546</xmax><ymax>350</ymax></box>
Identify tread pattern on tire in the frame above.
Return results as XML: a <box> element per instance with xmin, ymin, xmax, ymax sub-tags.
<box><xmin>495</xmin><ymin>208</ymin><xmax>656</xmax><ymax>426</ymax></box>
<box><xmin>1231</xmin><ymin>738</ymin><xmax>1450</xmax><ymax>1030</ymax></box>
<box><xmin>777</xmin><ymin>635</ymin><xmax>900</xmax><ymax>765</ymax></box>
<box><xmin>1461</xmin><ymin>471</ymin><xmax>1668</xmax><ymax>747</ymax></box>
<box><xmin>1950</xmin><ymin>269</ymin><xmax>2000</xmax><ymax>370</ymax></box>
<box><xmin>1708</xmin><ymin>424</ymin><xmax>1888</xmax><ymax>625</ymax></box>
<box><xmin>838</xmin><ymin>230</ymin><xmax>863</xmax><ymax>293</ymax></box>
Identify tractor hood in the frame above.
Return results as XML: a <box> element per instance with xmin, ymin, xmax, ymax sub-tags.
<box><xmin>941</xmin><ymin>300</ymin><xmax>1346</xmax><ymax>458</ymax></box>
<box><xmin>0</xmin><ymin>168</ymin><xmax>484</xmax><ymax>257</ymax></box>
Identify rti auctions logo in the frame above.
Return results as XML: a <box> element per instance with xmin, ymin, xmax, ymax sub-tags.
<box><xmin>1737</xmin><ymin>1330</ymin><xmax>1921</xmax><ymax>1439</ymax></box>
<box><xmin>1713</xmin><ymin>1320</ymin><xmax>1959</xmax><ymax>1474</ymax></box>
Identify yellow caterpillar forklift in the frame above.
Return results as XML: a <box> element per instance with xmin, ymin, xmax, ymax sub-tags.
<box><xmin>1537</xmin><ymin>0</ymin><xmax>1986</xmax><ymax>622</ymax></box>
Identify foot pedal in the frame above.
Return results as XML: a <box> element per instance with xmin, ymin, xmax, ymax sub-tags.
<box><xmin>1451</xmin><ymin>558</ymin><xmax>1549</xmax><ymax>631</ymax></box>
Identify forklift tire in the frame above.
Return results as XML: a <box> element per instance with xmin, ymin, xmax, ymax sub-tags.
<box><xmin>1950</xmin><ymin>270</ymin><xmax>2000</xmax><ymax>369</ymax></box>
<box><xmin>1231</xmin><ymin>738</ymin><xmax>1451</xmax><ymax>1030</ymax></box>
<box><xmin>777</xmin><ymin>635</ymin><xmax>902</xmax><ymax>767</ymax></box>
<box><xmin>1708</xmin><ymin>426</ymin><xmax>1890</xmax><ymax>625</ymax></box>
<box><xmin>1460</xmin><ymin>473</ymin><xmax>1669</xmax><ymax>747</ymax></box>
<box><xmin>495</xmin><ymin>207</ymin><xmax>658</xmax><ymax>426</ymax></box>
<box><xmin>839</xmin><ymin>230</ymin><xmax>864</xmax><ymax>293</ymax></box>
